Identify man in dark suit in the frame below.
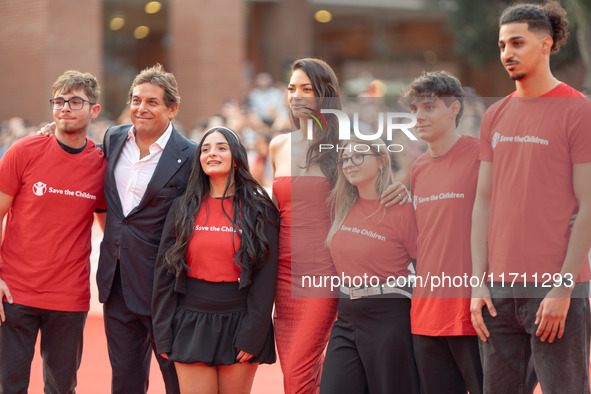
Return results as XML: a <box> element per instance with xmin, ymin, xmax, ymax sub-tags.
<box><xmin>97</xmin><ymin>64</ymin><xmax>197</xmax><ymax>394</ymax></box>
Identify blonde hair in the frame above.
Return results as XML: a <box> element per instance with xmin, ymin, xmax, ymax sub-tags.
<box><xmin>326</xmin><ymin>136</ymin><xmax>395</xmax><ymax>245</ymax></box>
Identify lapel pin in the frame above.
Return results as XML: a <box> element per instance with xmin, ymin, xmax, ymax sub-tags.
<box><xmin>177</xmin><ymin>159</ymin><xmax>181</xmax><ymax>163</ymax></box>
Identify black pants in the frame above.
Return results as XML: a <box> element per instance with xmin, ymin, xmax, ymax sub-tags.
<box><xmin>103</xmin><ymin>265</ymin><xmax>179</xmax><ymax>394</ymax></box>
<box><xmin>0</xmin><ymin>303</ymin><xmax>86</xmax><ymax>394</ymax></box>
<box><xmin>413</xmin><ymin>334</ymin><xmax>483</xmax><ymax>394</ymax></box>
<box><xmin>320</xmin><ymin>296</ymin><xmax>420</xmax><ymax>394</ymax></box>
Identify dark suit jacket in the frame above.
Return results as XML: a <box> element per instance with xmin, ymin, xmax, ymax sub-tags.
<box><xmin>97</xmin><ymin>124</ymin><xmax>198</xmax><ymax>316</ymax></box>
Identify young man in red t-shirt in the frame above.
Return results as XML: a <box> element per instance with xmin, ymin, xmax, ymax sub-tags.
<box><xmin>471</xmin><ymin>2</ymin><xmax>591</xmax><ymax>393</ymax></box>
<box><xmin>0</xmin><ymin>71</ymin><xmax>106</xmax><ymax>393</ymax></box>
<box><xmin>403</xmin><ymin>71</ymin><xmax>483</xmax><ymax>394</ymax></box>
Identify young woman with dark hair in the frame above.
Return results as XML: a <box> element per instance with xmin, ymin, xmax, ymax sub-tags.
<box><xmin>270</xmin><ymin>58</ymin><xmax>410</xmax><ymax>393</ymax></box>
<box><xmin>152</xmin><ymin>127</ymin><xmax>279</xmax><ymax>394</ymax></box>
<box><xmin>269</xmin><ymin>58</ymin><xmax>341</xmax><ymax>394</ymax></box>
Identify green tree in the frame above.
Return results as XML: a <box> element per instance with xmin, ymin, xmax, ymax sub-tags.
<box><xmin>565</xmin><ymin>0</ymin><xmax>591</xmax><ymax>89</ymax></box>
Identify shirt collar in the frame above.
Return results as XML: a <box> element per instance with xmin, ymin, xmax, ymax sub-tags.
<box><xmin>126</xmin><ymin>122</ymin><xmax>174</xmax><ymax>151</ymax></box>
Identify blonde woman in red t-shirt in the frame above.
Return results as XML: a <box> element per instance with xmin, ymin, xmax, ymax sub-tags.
<box><xmin>320</xmin><ymin>135</ymin><xmax>420</xmax><ymax>394</ymax></box>
<box><xmin>152</xmin><ymin>127</ymin><xmax>279</xmax><ymax>394</ymax></box>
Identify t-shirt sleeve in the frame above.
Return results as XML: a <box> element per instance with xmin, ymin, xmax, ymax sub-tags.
<box><xmin>94</xmin><ymin>187</ymin><xmax>107</xmax><ymax>212</ymax></box>
<box><xmin>401</xmin><ymin>205</ymin><xmax>418</xmax><ymax>260</ymax></box>
<box><xmin>479</xmin><ymin>110</ymin><xmax>494</xmax><ymax>163</ymax></box>
<box><xmin>0</xmin><ymin>140</ymin><xmax>26</xmax><ymax>196</ymax></box>
<box><xmin>568</xmin><ymin>98</ymin><xmax>591</xmax><ymax>164</ymax></box>
<box><xmin>409</xmin><ymin>162</ymin><xmax>417</xmax><ymax>197</ymax></box>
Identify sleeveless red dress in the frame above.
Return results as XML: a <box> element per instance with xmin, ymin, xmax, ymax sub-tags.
<box><xmin>273</xmin><ymin>176</ymin><xmax>338</xmax><ymax>394</ymax></box>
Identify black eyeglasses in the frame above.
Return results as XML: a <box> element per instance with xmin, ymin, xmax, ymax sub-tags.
<box><xmin>337</xmin><ymin>153</ymin><xmax>379</xmax><ymax>168</ymax></box>
<box><xmin>49</xmin><ymin>97</ymin><xmax>95</xmax><ymax>111</ymax></box>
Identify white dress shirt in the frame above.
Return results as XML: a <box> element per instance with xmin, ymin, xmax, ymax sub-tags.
<box><xmin>114</xmin><ymin>123</ymin><xmax>173</xmax><ymax>216</ymax></box>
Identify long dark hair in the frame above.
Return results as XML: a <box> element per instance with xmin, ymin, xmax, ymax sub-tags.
<box><xmin>289</xmin><ymin>58</ymin><xmax>341</xmax><ymax>185</ymax></box>
<box><xmin>164</xmin><ymin>127</ymin><xmax>278</xmax><ymax>277</ymax></box>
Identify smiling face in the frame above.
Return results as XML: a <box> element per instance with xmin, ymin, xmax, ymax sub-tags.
<box><xmin>199</xmin><ymin>131</ymin><xmax>233</xmax><ymax>181</ymax></box>
<box><xmin>52</xmin><ymin>88</ymin><xmax>100</xmax><ymax>135</ymax></box>
<box><xmin>130</xmin><ymin>82</ymin><xmax>178</xmax><ymax>139</ymax></box>
<box><xmin>340</xmin><ymin>143</ymin><xmax>384</xmax><ymax>192</ymax></box>
<box><xmin>499</xmin><ymin>22</ymin><xmax>550</xmax><ymax>82</ymax></box>
<box><xmin>287</xmin><ymin>68</ymin><xmax>317</xmax><ymax>120</ymax></box>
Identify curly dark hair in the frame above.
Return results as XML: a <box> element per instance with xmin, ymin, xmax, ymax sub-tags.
<box><xmin>399</xmin><ymin>71</ymin><xmax>465</xmax><ymax>127</ymax></box>
<box><xmin>163</xmin><ymin>127</ymin><xmax>278</xmax><ymax>277</ymax></box>
<box><xmin>499</xmin><ymin>1</ymin><xmax>569</xmax><ymax>53</ymax></box>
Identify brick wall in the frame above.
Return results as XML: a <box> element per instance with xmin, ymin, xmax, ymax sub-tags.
<box><xmin>0</xmin><ymin>0</ymin><xmax>102</xmax><ymax>126</ymax></box>
<box><xmin>169</xmin><ymin>0</ymin><xmax>246</xmax><ymax>130</ymax></box>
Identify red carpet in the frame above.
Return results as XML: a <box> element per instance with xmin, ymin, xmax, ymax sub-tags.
<box><xmin>29</xmin><ymin>314</ymin><xmax>283</xmax><ymax>393</ymax></box>
<box><xmin>24</xmin><ymin>311</ymin><xmax>589</xmax><ymax>393</ymax></box>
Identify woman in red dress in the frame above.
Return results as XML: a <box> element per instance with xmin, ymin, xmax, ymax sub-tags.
<box><xmin>269</xmin><ymin>58</ymin><xmax>340</xmax><ymax>394</ymax></box>
<box><xmin>270</xmin><ymin>58</ymin><xmax>410</xmax><ymax>393</ymax></box>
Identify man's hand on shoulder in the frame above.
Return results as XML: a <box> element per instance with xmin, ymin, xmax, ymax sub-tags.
<box><xmin>36</xmin><ymin>122</ymin><xmax>56</xmax><ymax>137</ymax></box>
<box><xmin>380</xmin><ymin>182</ymin><xmax>411</xmax><ymax>208</ymax></box>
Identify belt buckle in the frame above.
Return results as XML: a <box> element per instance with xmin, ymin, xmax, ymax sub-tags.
<box><xmin>349</xmin><ymin>287</ymin><xmax>367</xmax><ymax>300</ymax></box>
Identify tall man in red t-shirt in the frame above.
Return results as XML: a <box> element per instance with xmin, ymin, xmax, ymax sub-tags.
<box><xmin>403</xmin><ymin>71</ymin><xmax>483</xmax><ymax>394</ymax></box>
<box><xmin>471</xmin><ymin>2</ymin><xmax>591</xmax><ymax>393</ymax></box>
<box><xmin>0</xmin><ymin>71</ymin><xmax>106</xmax><ymax>393</ymax></box>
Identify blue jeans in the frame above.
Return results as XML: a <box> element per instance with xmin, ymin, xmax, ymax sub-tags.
<box><xmin>413</xmin><ymin>334</ymin><xmax>482</xmax><ymax>394</ymax></box>
<box><xmin>480</xmin><ymin>282</ymin><xmax>590</xmax><ymax>394</ymax></box>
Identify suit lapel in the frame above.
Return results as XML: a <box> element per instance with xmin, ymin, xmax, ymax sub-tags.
<box><xmin>128</xmin><ymin>126</ymin><xmax>192</xmax><ymax>216</ymax></box>
<box><xmin>106</xmin><ymin>126</ymin><xmax>130</xmax><ymax>218</ymax></box>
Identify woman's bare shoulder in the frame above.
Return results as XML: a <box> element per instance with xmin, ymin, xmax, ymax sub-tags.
<box><xmin>269</xmin><ymin>132</ymin><xmax>291</xmax><ymax>151</ymax></box>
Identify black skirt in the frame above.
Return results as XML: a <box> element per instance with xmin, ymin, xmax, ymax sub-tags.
<box><xmin>169</xmin><ymin>277</ymin><xmax>276</xmax><ymax>366</ymax></box>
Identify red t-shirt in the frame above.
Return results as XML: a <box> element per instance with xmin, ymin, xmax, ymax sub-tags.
<box><xmin>0</xmin><ymin>135</ymin><xmax>106</xmax><ymax>311</ymax></box>
<box><xmin>410</xmin><ymin>135</ymin><xmax>479</xmax><ymax>336</ymax></box>
<box><xmin>329</xmin><ymin>198</ymin><xmax>416</xmax><ymax>281</ymax></box>
<box><xmin>186</xmin><ymin>196</ymin><xmax>242</xmax><ymax>282</ymax></box>
<box><xmin>480</xmin><ymin>83</ymin><xmax>591</xmax><ymax>282</ymax></box>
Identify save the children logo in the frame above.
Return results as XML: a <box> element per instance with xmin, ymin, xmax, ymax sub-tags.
<box><xmin>492</xmin><ymin>131</ymin><xmax>549</xmax><ymax>149</ymax></box>
<box><xmin>32</xmin><ymin>182</ymin><xmax>47</xmax><ymax>196</ymax></box>
<box><xmin>31</xmin><ymin>181</ymin><xmax>97</xmax><ymax>200</ymax></box>
<box><xmin>492</xmin><ymin>132</ymin><xmax>500</xmax><ymax>149</ymax></box>
<box><xmin>414</xmin><ymin>192</ymin><xmax>465</xmax><ymax>207</ymax></box>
